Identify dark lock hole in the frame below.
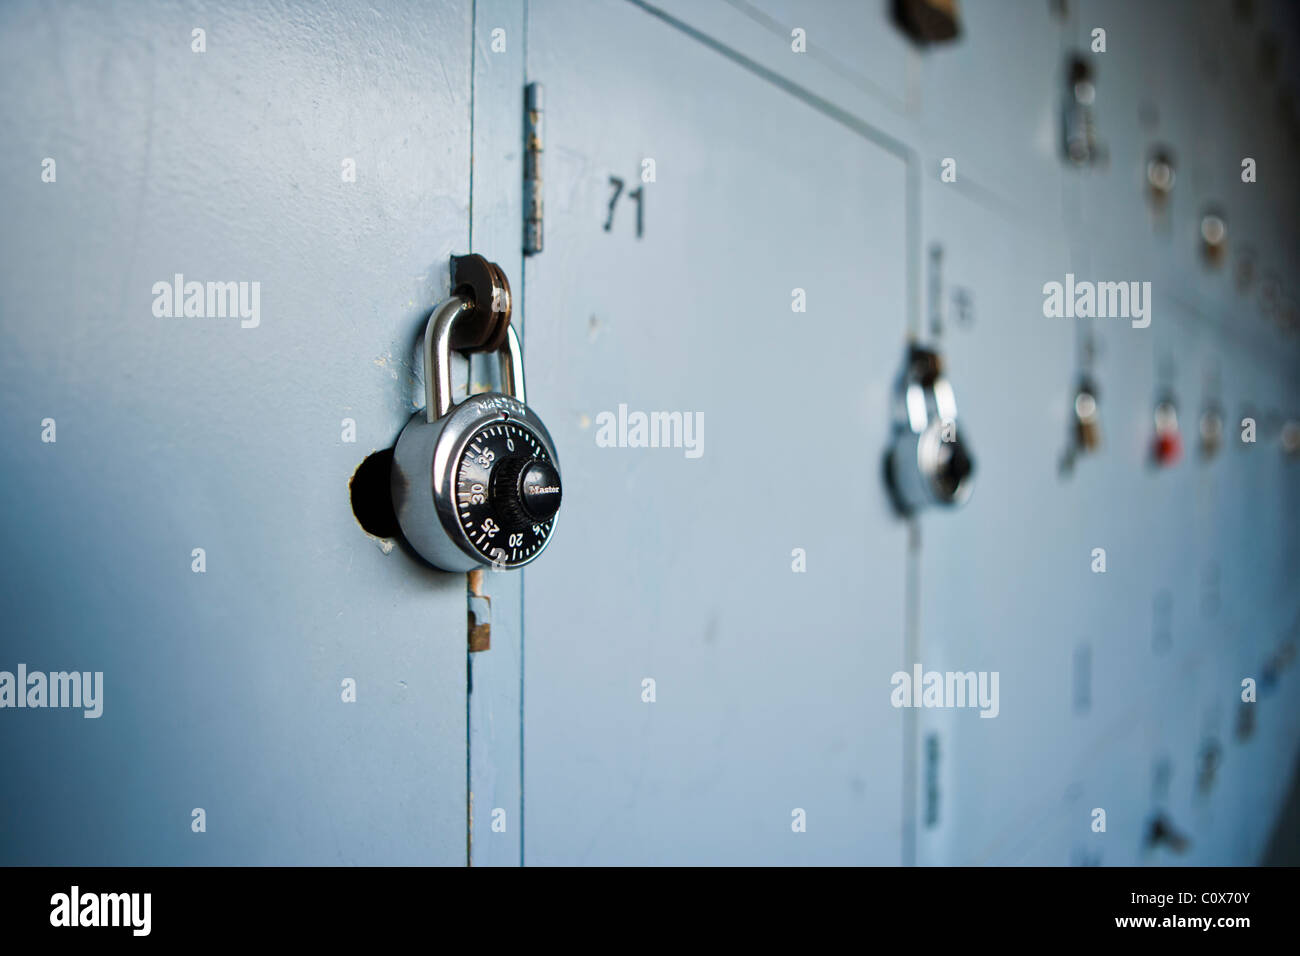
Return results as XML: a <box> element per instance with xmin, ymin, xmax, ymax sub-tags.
<box><xmin>350</xmin><ymin>448</ymin><xmax>401</xmax><ymax>540</ymax></box>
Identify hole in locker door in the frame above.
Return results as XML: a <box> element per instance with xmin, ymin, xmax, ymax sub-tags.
<box><xmin>350</xmin><ymin>448</ymin><xmax>401</xmax><ymax>540</ymax></box>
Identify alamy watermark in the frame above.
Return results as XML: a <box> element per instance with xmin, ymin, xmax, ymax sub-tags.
<box><xmin>50</xmin><ymin>886</ymin><xmax>150</xmax><ymax>936</ymax></box>
<box><xmin>594</xmin><ymin>404</ymin><xmax>703</xmax><ymax>459</ymax></box>
<box><xmin>1042</xmin><ymin>273</ymin><xmax>1151</xmax><ymax>328</ymax></box>
<box><xmin>891</xmin><ymin>664</ymin><xmax>999</xmax><ymax>718</ymax></box>
<box><xmin>152</xmin><ymin>274</ymin><xmax>260</xmax><ymax>328</ymax></box>
<box><xmin>0</xmin><ymin>665</ymin><xmax>103</xmax><ymax>718</ymax></box>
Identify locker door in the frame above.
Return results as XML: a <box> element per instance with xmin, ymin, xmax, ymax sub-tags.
<box><xmin>0</xmin><ymin>0</ymin><xmax>474</xmax><ymax>864</ymax></box>
<box><xmin>521</xmin><ymin>0</ymin><xmax>909</xmax><ymax>865</ymax></box>
<box><xmin>914</xmin><ymin>0</ymin><xmax>1065</xmax><ymax>216</ymax></box>
<box><xmin>911</xmin><ymin>185</ymin><xmax>1076</xmax><ymax>866</ymax></box>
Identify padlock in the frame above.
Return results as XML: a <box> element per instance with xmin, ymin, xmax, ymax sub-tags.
<box><xmin>1073</xmin><ymin>376</ymin><xmax>1102</xmax><ymax>453</ymax></box>
<box><xmin>1152</xmin><ymin>397</ymin><xmax>1182</xmax><ymax>467</ymax></box>
<box><xmin>1145</xmin><ymin>145</ymin><xmax>1176</xmax><ymax>210</ymax></box>
<box><xmin>1198</xmin><ymin>403</ymin><xmax>1223</xmax><ymax>460</ymax></box>
<box><xmin>391</xmin><ymin>294</ymin><xmax>561</xmax><ymax>571</ymax></box>
<box><xmin>886</xmin><ymin>345</ymin><xmax>975</xmax><ymax>514</ymax></box>
<box><xmin>1199</xmin><ymin>208</ymin><xmax>1228</xmax><ymax>268</ymax></box>
<box><xmin>1062</xmin><ymin>54</ymin><xmax>1106</xmax><ymax>167</ymax></box>
<box><xmin>892</xmin><ymin>0</ymin><xmax>962</xmax><ymax>45</ymax></box>
<box><xmin>1281</xmin><ymin>419</ymin><xmax>1300</xmax><ymax>456</ymax></box>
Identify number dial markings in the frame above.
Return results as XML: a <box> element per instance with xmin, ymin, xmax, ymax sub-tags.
<box><xmin>455</xmin><ymin>421</ymin><xmax>555</xmax><ymax>566</ymax></box>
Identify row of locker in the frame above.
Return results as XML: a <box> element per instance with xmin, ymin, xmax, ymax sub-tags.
<box><xmin>0</xmin><ymin>0</ymin><xmax>1294</xmax><ymax>865</ymax></box>
<box><xmin>912</xmin><ymin>184</ymin><xmax>1299</xmax><ymax>865</ymax></box>
<box><xmin>512</xmin><ymin>0</ymin><xmax>1299</xmax><ymax>864</ymax></box>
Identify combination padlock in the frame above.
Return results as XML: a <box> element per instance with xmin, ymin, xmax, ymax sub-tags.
<box><xmin>391</xmin><ymin>294</ymin><xmax>562</xmax><ymax>571</ymax></box>
<box><xmin>886</xmin><ymin>344</ymin><xmax>975</xmax><ymax>514</ymax></box>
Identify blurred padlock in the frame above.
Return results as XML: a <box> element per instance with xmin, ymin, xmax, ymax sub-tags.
<box><xmin>1152</xmin><ymin>397</ymin><xmax>1182</xmax><ymax>467</ymax></box>
<box><xmin>1281</xmin><ymin>419</ymin><xmax>1300</xmax><ymax>456</ymax></box>
<box><xmin>1062</xmin><ymin>55</ymin><xmax>1106</xmax><ymax>167</ymax></box>
<box><xmin>1073</xmin><ymin>377</ymin><xmax>1102</xmax><ymax>453</ymax></box>
<box><xmin>1199</xmin><ymin>403</ymin><xmax>1223</xmax><ymax>460</ymax></box>
<box><xmin>892</xmin><ymin>0</ymin><xmax>961</xmax><ymax>44</ymax></box>
<box><xmin>1200</xmin><ymin>208</ymin><xmax>1228</xmax><ymax>268</ymax></box>
<box><xmin>886</xmin><ymin>345</ymin><xmax>975</xmax><ymax>513</ymax></box>
<box><xmin>1145</xmin><ymin>146</ymin><xmax>1176</xmax><ymax>211</ymax></box>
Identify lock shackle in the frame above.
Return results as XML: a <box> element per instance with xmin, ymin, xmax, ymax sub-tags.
<box><xmin>899</xmin><ymin>347</ymin><xmax>958</xmax><ymax>434</ymax></box>
<box><xmin>424</xmin><ymin>294</ymin><xmax>527</xmax><ymax>423</ymax></box>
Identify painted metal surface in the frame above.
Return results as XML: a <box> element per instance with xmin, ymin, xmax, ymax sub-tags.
<box><xmin>508</xmin><ymin>0</ymin><xmax>1295</xmax><ymax>866</ymax></box>
<box><xmin>520</xmin><ymin>0</ymin><xmax>909</xmax><ymax>865</ymax></box>
<box><xmin>467</xmin><ymin>0</ymin><xmax>528</xmax><ymax>867</ymax></box>
<box><xmin>907</xmin><ymin>0</ymin><xmax>1300</xmax><ymax>865</ymax></box>
<box><xmin>0</xmin><ymin>0</ymin><xmax>1295</xmax><ymax>868</ymax></box>
<box><xmin>0</xmin><ymin>0</ymin><xmax>474</xmax><ymax>864</ymax></box>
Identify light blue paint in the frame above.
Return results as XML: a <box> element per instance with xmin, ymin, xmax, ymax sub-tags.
<box><xmin>0</xmin><ymin>0</ymin><xmax>474</xmax><ymax>864</ymax></box>
<box><xmin>0</xmin><ymin>0</ymin><xmax>1295</xmax><ymax>868</ymax></box>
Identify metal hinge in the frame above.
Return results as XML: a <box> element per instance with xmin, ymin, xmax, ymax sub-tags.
<box><xmin>523</xmin><ymin>82</ymin><xmax>544</xmax><ymax>256</ymax></box>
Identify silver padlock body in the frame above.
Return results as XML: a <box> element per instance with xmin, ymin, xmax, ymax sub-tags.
<box><xmin>391</xmin><ymin>391</ymin><xmax>561</xmax><ymax>571</ymax></box>
<box><xmin>889</xmin><ymin>420</ymin><xmax>974</xmax><ymax>514</ymax></box>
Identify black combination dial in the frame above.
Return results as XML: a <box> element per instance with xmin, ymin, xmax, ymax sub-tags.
<box><xmin>454</xmin><ymin>419</ymin><xmax>560</xmax><ymax>566</ymax></box>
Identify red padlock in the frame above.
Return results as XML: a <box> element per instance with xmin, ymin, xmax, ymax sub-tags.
<box><xmin>1153</xmin><ymin>400</ymin><xmax>1182</xmax><ymax>466</ymax></box>
<box><xmin>1155</xmin><ymin>429</ymin><xmax>1182</xmax><ymax>465</ymax></box>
